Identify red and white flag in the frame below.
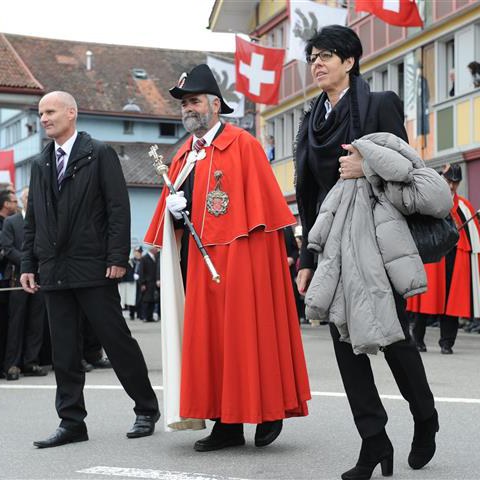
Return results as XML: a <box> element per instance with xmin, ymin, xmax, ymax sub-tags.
<box><xmin>235</xmin><ymin>36</ymin><xmax>285</xmax><ymax>105</ymax></box>
<box><xmin>0</xmin><ymin>150</ymin><xmax>15</xmax><ymax>187</ymax></box>
<box><xmin>355</xmin><ymin>0</ymin><xmax>423</xmax><ymax>28</ymax></box>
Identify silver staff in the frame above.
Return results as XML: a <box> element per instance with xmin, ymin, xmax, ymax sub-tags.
<box><xmin>149</xmin><ymin>145</ymin><xmax>220</xmax><ymax>283</ymax></box>
<box><xmin>458</xmin><ymin>209</ymin><xmax>480</xmax><ymax>231</ymax></box>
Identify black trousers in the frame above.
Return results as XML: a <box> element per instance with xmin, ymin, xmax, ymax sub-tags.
<box><xmin>4</xmin><ymin>289</ymin><xmax>45</xmax><ymax>371</ymax></box>
<box><xmin>330</xmin><ymin>291</ymin><xmax>435</xmax><ymax>439</ymax></box>
<box><xmin>0</xmin><ymin>291</ymin><xmax>9</xmax><ymax>369</ymax></box>
<box><xmin>82</xmin><ymin>317</ymin><xmax>103</xmax><ymax>364</ymax></box>
<box><xmin>413</xmin><ymin>247</ymin><xmax>459</xmax><ymax>348</ymax></box>
<box><xmin>43</xmin><ymin>284</ymin><xmax>158</xmax><ymax>429</ymax></box>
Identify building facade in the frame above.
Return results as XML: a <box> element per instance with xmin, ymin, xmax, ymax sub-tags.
<box><xmin>0</xmin><ymin>33</ymin><xmax>238</xmax><ymax>245</ymax></box>
<box><xmin>209</xmin><ymin>0</ymin><xmax>480</xmax><ymax>212</ymax></box>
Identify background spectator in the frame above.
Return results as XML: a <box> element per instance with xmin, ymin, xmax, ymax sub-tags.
<box><xmin>467</xmin><ymin>61</ymin><xmax>480</xmax><ymax>88</ymax></box>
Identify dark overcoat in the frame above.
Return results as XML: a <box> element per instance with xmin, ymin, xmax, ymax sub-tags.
<box><xmin>21</xmin><ymin>132</ymin><xmax>130</xmax><ymax>289</ymax></box>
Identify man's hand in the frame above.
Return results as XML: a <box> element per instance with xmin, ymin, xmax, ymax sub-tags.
<box><xmin>339</xmin><ymin>144</ymin><xmax>364</xmax><ymax>179</ymax></box>
<box><xmin>141</xmin><ymin>285</ymin><xmax>146</xmax><ymax>292</ymax></box>
<box><xmin>287</xmin><ymin>256</ymin><xmax>295</xmax><ymax>267</ymax></box>
<box><xmin>166</xmin><ymin>192</ymin><xmax>187</xmax><ymax>220</ymax></box>
<box><xmin>20</xmin><ymin>273</ymin><xmax>39</xmax><ymax>294</ymax></box>
<box><xmin>296</xmin><ymin>268</ymin><xmax>313</xmax><ymax>295</ymax></box>
<box><xmin>156</xmin><ymin>280</ymin><xmax>160</xmax><ymax>288</ymax></box>
<box><xmin>106</xmin><ymin>266</ymin><xmax>126</xmax><ymax>279</ymax></box>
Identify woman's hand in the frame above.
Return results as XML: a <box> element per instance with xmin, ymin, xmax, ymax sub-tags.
<box><xmin>296</xmin><ymin>268</ymin><xmax>313</xmax><ymax>295</ymax></box>
<box><xmin>339</xmin><ymin>144</ymin><xmax>364</xmax><ymax>179</ymax></box>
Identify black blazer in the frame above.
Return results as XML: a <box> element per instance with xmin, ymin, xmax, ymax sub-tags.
<box><xmin>0</xmin><ymin>212</ymin><xmax>24</xmax><ymax>284</ymax></box>
<box><xmin>295</xmin><ymin>90</ymin><xmax>408</xmax><ymax>269</ymax></box>
<box><xmin>139</xmin><ymin>253</ymin><xmax>159</xmax><ymax>303</ymax></box>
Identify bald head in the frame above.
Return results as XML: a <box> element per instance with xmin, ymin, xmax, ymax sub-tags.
<box><xmin>39</xmin><ymin>91</ymin><xmax>78</xmax><ymax>145</ymax></box>
<box><xmin>41</xmin><ymin>91</ymin><xmax>78</xmax><ymax>112</ymax></box>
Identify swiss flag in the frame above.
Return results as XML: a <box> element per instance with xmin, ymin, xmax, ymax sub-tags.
<box><xmin>235</xmin><ymin>36</ymin><xmax>285</xmax><ymax>105</ymax></box>
<box><xmin>355</xmin><ymin>0</ymin><xmax>423</xmax><ymax>28</ymax></box>
<box><xmin>0</xmin><ymin>150</ymin><xmax>15</xmax><ymax>188</ymax></box>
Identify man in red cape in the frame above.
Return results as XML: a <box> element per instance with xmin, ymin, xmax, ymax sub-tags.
<box><xmin>145</xmin><ymin>64</ymin><xmax>310</xmax><ymax>452</ymax></box>
<box><xmin>407</xmin><ymin>164</ymin><xmax>480</xmax><ymax>354</ymax></box>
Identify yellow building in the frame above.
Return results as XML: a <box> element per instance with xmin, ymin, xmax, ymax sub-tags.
<box><xmin>209</xmin><ymin>0</ymin><xmax>480</xmax><ymax>212</ymax></box>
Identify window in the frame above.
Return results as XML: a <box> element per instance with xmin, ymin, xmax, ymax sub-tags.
<box><xmin>446</xmin><ymin>39</ymin><xmax>455</xmax><ymax>97</ymax></box>
<box><xmin>132</xmin><ymin>68</ymin><xmax>148</xmax><ymax>79</ymax></box>
<box><xmin>397</xmin><ymin>63</ymin><xmax>405</xmax><ymax>104</ymax></box>
<box><xmin>123</xmin><ymin>121</ymin><xmax>134</xmax><ymax>134</ymax></box>
<box><xmin>381</xmin><ymin>70</ymin><xmax>389</xmax><ymax>91</ymax></box>
<box><xmin>267</xmin><ymin>107</ymin><xmax>303</xmax><ymax>161</ymax></box>
<box><xmin>159</xmin><ymin>123</ymin><xmax>176</xmax><ymax>137</ymax></box>
<box><xmin>5</xmin><ymin>120</ymin><xmax>21</xmax><ymax>145</ymax></box>
<box><xmin>437</xmin><ymin>37</ymin><xmax>456</xmax><ymax>100</ymax></box>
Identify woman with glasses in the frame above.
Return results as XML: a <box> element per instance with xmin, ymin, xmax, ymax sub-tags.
<box><xmin>295</xmin><ymin>25</ymin><xmax>439</xmax><ymax>480</ymax></box>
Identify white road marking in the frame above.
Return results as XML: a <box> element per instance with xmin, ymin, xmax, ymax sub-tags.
<box><xmin>77</xmin><ymin>466</ymin><xmax>249</xmax><ymax>480</ymax></box>
<box><xmin>1</xmin><ymin>384</ymin><xmax>480</xmax><ymax>404</ymax></box>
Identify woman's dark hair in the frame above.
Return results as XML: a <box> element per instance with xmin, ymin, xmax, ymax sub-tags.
<box><xmin>467</xmin><ymin>61</ymin><xmax>480</xmax><ymax>75</ymax></box>
<box><xmin>305</xmin><ymin>25</ymin><xmax>363</xmax><ymax>76</ymax></box>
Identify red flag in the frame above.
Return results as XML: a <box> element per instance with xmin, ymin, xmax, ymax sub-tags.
<box><xmin>355</xmin><ymin>0</ymin><xmax>423</xmax><ymax>27</ymax></box>
<box><xmin>235</xmin><ymin>36</ymin><xmax>285</xmax><ymax>105</ymax></box>
<box><xmin>0</xmin><ymin>150</ymin><xmax>15</xmax><ymax>188</ymax></box>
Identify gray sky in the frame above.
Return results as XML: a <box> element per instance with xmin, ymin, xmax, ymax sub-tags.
<box><xmin>0</xmin><ymin>0</ymin><xmax>236</xmax><ymax>51</ymax></box>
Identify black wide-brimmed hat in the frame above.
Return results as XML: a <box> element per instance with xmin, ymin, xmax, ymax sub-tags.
<box><xmin>169</xmin><ymin>64</ymin><xmax>234</xmax><ymax>114</ymax></box>
<box><xmin>442</xmin><ymin>164</ymin><xmax>462</xmax><ymax>182</ymax></box>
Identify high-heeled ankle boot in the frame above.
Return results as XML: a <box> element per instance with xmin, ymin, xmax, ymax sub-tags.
<box><xmin>408</xmin><ymin>409</ymin><xmax>439</xmax><ymax>469</ymax></box>
<box><xmin>341</xmin><ymin>429</ymin><xmax>394</xmax><ymax>480</ymax></box>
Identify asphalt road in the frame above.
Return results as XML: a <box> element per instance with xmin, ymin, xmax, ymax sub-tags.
<box><xmin>1</xmin><ymin>318</ymin><xmax>479</xmax><ymax>480</ymax></box>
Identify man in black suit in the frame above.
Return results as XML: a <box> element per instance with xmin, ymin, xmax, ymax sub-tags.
<box><xmin>1</xmin><ymin>187</ymin><xmax>47</xmax><ymax>380</ymax></box>
<box><xmin>20</xmin><ymin>91</ymin><xmax>159</xmax><ymax>448</ymax></box>
<box><xmin>0</xmin><ymin>188</ymin><xmax>18</xmax><ymax>376</ymax></box>
<box><xmin>138</xmin><ymin>247</ymin><xmax>160</xmax><ymax>322</ymax></box>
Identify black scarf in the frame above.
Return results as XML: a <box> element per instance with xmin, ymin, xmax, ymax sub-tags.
<box><xmin>295</xmin><ymin>75</ymin><xmax>371</xmax><ymax>267</ymax></box>
<box><xmin>306</xmin><ymin>75</ymin><xmax>370</xmax><ymax>193</ymax></box>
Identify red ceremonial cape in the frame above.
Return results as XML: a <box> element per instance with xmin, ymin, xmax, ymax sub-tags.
<box><xmin>145</xmin><ymin>123</ymin><xmax>311</xmax><ymax>423</ymax></box>
<box><xmin>407</xmin><ymin>194</ymin><xmax>480</xmax><ymax>317</ymax></box>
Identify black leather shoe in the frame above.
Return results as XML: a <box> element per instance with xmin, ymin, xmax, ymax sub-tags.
<box><xmin>23</xmin><ymin>364</ymin><xmax>48</xmax><ymax>377</ymax></box>
<box><xmin>194</xmin><ymin>422</ymin><xmax>245</xmax><ymax>452</ymax></box>
<box><xmin>342</xmin><ymin>430</ymin><xmax>394</xmax><ymax>480</ymax></box>
<box><xmin>408</xmin><ymin>409</ymin><xmax>439</xmax><ymax>469</ymax></box>
<box><xmin>6</xmin><ymin>366</ymin><xmax>20</xmax><ymax>381</ymax></box>
<box><xmin>126</xmin><ymin>411</ymin><xmax>160</xmax><ymax>438</ymax></box>
<box><xmin>255</xmin><ymin>419</ymin><xmax>283</xmax><ymax>447</ymax></box>
<box><xmin>91</xmin><ymin>357</ymin><xmax>112</xmax><ymax>369</ymax></box>
<box><xmin>441</xmin><ymin>346</ymin><xmax>453</xmax><ymax>354</ymax></box>
<box><xmin>80</xmin><ymin>359</ymin><xmax>93</xmax><ymax>372</ymax></box>
<box><xmin>416</xmin><ymin>343</ymin><xmax>427</xmax><ymax>352</ymax></box>
<box><xmin>33</xmin><ymin>427</ymin><xmax>88</xmax><ymax>448</ymax></box>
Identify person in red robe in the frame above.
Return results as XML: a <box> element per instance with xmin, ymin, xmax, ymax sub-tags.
<box><xmin>145</xmin><ymin>64</ymin><xmax>311</xmax><ymax>452</ymax></box>
<box><xmin>407</xmin><ymin>164</ymin><xmax>480</xmax><ymax>353</ymax></box>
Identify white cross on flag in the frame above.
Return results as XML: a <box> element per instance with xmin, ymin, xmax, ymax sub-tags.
<box><xmin>235</xmin><ymin>36</ymin><xmax>285</xmax><ymax>105</ymax></box>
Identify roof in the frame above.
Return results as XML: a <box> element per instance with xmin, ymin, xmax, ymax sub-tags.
<box><xmin>111</xmin><ymin>134</ymin><xmax>189</xmax><ymax>187</ymax></box>
<box><xmin>0</xmin><ymin>34</ymin><xmax>43</xmax><ymax>92</ymax></box>
<box><xmin>3</xmin><ymin>33</ymin><xmax>229</xmax><ymax>117</ymax></box>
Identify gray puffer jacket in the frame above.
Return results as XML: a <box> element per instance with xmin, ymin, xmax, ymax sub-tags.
<box><xmin>305</xmin><ymin>132</ymin><xmax>452</xmax><ymax>354</ymax></box>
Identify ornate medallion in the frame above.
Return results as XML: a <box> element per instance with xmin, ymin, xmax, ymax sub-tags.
<box><xmin>206</xmin><ymin>170</ymin><xmax>229</xmax><ymax>217</ymax></box>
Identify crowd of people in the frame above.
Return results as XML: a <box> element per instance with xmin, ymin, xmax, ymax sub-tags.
<box><xmin>1</xmin><ymin>22</ymin><xmax>480</xmax><ymax>480</ymax></box>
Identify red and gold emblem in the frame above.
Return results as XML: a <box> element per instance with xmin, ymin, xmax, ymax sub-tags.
<box><xmin>206</xmin><ymin>170</ymin><xmax>229</xmax><ymax>217</ymax></box>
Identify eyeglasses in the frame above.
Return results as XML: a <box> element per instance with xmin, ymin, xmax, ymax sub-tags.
<box><xmin>306</xmin><ymin>50</ymin><xmax>337</xmax><ymax>64</ymax></box>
